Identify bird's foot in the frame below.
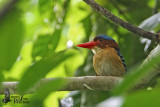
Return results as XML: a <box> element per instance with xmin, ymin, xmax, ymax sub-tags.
<box><xmin>96</xmin><ymin>74</ymin><xmax>100</xmax><ymax>76</ymax></box>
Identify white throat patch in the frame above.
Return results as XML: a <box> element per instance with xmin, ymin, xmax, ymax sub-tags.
<box><xmin>91</xmin><ymin>46</ymin><xmax>102</xmax><ymax>54</ymax></box>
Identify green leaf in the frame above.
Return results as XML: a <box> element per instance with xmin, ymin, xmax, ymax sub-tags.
<box><xmin>50</xmin><ymin>29</ymin><xmax>62</xmax><ymax>52</ymax></box>
<box><xmin>32</xmin><ymin>35</ymin><xmax>50</xmax><ymax>58</ymax></box>
<box><xmin>62</xmin><ymin>0</ymin><xmax>70</xmax><ymax>21</ymax></box>
<box><xmin>23</xmin><ymin>78</ymin><xmax>66</xmax><ymax>107</ymax></box>
<box><xmin>83</xmin><ymin>91</ymin><xmax>112</xmax><ymax>106</ymax></box>
<box><xmin>114</xmin><ymin>52</ymin><xmax>160</xmax><ymax>95</ymax></box>
<box><xmin>18</xmin><ymin>50</ymin><xmax>73</xmax><ymax>93</ymax></box>
<box><xmin>0</xmin><ymin>73</ymin><xmax>4</xmax><ymax>83</ymax></box>
<box><xmin>122</xmin><ymin>89</ymin><xmax>160</xmax><ymax>107</ymax></box>
<box><xmin>32</xmin><ymin>29</ymin><xmax>62</xmax><ymax>59</ymax></box>
<box><xmin>38</xmin><ymin>0</ymin><xmax>52</xmax><ymax>14</ymax></box>
<box><xmin>81</xmin><ymin>14</ymin><xmax>92</xmax><ymax>41</ymax></box>
<box><xmin>0</xmin><ymin>8</ymin><xmax>24</xmax><ymax>70</ymax></box>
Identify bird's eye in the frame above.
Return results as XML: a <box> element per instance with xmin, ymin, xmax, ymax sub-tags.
<box><xmin>99</xmin><ymin>39</ymin><xmax>103</xmax><ymax>42</ymax></box>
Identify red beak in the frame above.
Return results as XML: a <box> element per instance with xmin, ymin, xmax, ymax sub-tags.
<box><xmin>77</xmin><ymin>41</ymin><xmax>99</xmax><ymax>49</ymax></box>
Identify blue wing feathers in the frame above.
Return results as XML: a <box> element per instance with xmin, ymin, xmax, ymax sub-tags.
<box><xmin>115</xmin><ymin>48</ymin><xmax>127</xmax><ymax>72</ymax></box>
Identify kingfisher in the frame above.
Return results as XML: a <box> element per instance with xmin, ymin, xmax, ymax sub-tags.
<box><xmin>77</xmin><ymin>34</ymin><xmax>127</xmax><ymax>76</ymax></box>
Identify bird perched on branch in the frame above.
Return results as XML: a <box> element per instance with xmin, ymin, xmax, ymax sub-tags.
<box><xmin>77</xmin><ymin>34</ymin><xmax>127</xmax><ymax>76</ymax></box>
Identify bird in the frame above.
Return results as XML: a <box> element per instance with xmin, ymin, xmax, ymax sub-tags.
<box><xmin>2</xmin><ymin>88</ymin><xmax>12</xmax><ymax>104</ymax></box>
<box><xmin>77</xmin><ymin>34</ymin><xmax>127</xmax><ymax>77</ymax></box>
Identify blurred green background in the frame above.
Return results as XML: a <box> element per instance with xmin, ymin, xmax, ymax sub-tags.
<box><xmin>0</xmin><ymin>0</ymin><xmax>160</xmax><ymax>107</ymax></box>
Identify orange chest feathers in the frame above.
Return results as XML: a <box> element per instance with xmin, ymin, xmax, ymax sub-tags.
<box><xmin>93</xmin><ymin>47</ymin><xmax>125</xmax><ymax>76</ymax></box>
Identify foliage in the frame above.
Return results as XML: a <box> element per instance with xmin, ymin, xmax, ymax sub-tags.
<box><xmin>0</xmin><ymin>0</ymin><xmax>160</xmax><ymax>107</ymax></box>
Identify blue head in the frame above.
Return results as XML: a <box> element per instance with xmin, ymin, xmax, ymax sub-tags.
<box><xmin>93</xmin><ymin>34</ymin><xmax>118</xmax><ymax>49</ymax></box>
<box><xmin>96</xmin><ymin>34</ymin><xmax>115</xmax><ymax>42</ymax></box>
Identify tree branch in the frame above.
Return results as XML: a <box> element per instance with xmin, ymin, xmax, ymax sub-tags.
<box><xmin>134</xmin><ymin>45</ymin><xmax>160</xmax><ymax>88</ymax></box>
<box><xmin>0</xmin><ymin>76</ymin><xmax>122</xmax><ymax>95</ymax></box>
<box><xmin>83</xmin><ymin>0</ymin><xmax>160</xmax><ymax>42</ymax></box>
<box><xmin>1</xmin><ymin>52</ymin><xmax>160</xmax><ymax>95</ymax></box>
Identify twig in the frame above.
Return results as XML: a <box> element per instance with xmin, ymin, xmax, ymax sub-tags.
<box><xmin>0</xmin><ymin>76</ymin><xmax>122</xmax><ymax>95</ymax></box>
<box><xmin>0</xmin><ymin>0</ymin><xmax>18</xmax><ymax>19</ymax></box>
<box><xmin>83</xmin><ymin>0</ymin><xmax>159</xmax><ymax>42</ymax></box>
